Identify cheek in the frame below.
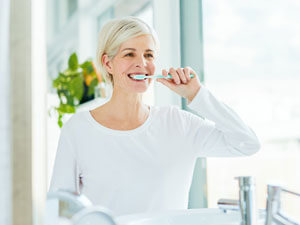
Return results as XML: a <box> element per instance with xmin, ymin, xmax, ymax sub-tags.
<box><xmin>113</xmin><ymin>59</ymin><xmax>131</xmax><ymax>74</ymax></box>
<box><xmin>148</xmin><ymin>63</ymin><xmax>156</xmax><ymax>74</ymax></box>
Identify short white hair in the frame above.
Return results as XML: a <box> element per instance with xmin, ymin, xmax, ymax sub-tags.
<box><xmin>95</xmin><ymin>16</ymin><xmax>159</xmax><ymax>88</ymax></box>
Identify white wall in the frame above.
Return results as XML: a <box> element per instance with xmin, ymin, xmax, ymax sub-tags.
<box><xmin>0</xmin><ymin>0</ymin><xmax>11</xmax><ymax>224</ymax></box>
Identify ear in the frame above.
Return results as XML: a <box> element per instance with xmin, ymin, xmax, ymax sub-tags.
<box><xmin>102</xmin><ymin>54</ymin><xmax>113</xmax><ymax>74</ymax></box>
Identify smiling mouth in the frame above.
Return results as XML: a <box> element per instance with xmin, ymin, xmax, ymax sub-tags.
<box><xmin>127</xmin><ymin>74</ymin><xmax>149</xmax><ymax>81</ymax></box>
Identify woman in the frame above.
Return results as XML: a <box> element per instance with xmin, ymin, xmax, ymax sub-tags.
<box><xmin>49</xmin><ymin>16</ymin><xmax>261</xmax><ymax>217</ymax></box>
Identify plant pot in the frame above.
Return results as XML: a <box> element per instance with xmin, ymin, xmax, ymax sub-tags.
<box><xmin>79</xmin><ymin>82</ymin><xmax>94</xmax><ymax>104</ymax></box>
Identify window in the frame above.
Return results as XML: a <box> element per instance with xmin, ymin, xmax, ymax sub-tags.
<box><xmin>67</xmin><ymin>0</ymin><xmax>78</xmax><ymax>18</ymax></box>
<box><xmin>53</xmin><ymin>0</ymin><xmax>78</xmax><ymax>32</ymax></box>
<box><xmin>133</xmin><ymin>1</ymin><xmax>153</xmax><ymax>28</ymax></box>
<box><xmin>202</xmin><ymin>0</ymin><xmax>300</xmax><ymax>219</ymax></box>
<box><xmin>97</xmin><ymin>7</ymin><xmax>114</xmax><ymax>32</ymax></box>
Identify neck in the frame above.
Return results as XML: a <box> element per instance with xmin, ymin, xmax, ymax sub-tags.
<box><xmin>104</xmin><ymin>89</ymin><xmax>149</xmax><ymax>123</ymax></box>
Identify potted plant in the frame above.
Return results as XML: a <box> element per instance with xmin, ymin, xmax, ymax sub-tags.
<box><xmin>51</xmin><ymin>52</ymin><xmax>106</xmax><ymax>128</ymax></box>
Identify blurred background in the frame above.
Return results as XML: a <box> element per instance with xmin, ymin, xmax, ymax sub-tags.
<box><xmin>202</xmin><ymin>0</ymin><xmax>300</xmax><ymax>217</ymax></box>
<box><xmin>1</xmin><ymin>0</ymin><xmax>300</xmax><ymax>224</ymax></box>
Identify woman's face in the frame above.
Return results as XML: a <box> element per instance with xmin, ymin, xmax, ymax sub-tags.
<box><xmin>104</xmin><ymin>34</ymin><xmax>156</xmax><ymax>93</ymax></box>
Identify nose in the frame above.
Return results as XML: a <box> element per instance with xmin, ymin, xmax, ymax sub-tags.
<box><xmin>134</xmin><ymin>55</ymin><xmax>147</xmax><ymax>68</ymax></box>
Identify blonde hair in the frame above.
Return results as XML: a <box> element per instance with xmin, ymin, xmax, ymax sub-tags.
<box><xmin>95</xmin><ymin>16</ymin><xmax>159</xmax><ymax>88</ymax></box>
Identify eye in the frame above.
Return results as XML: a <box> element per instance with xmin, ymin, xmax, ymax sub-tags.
<box><xmin>125</xmin><ymin>52</ymin><xmax>134</xmax><ymax>57</ymax></box>
<box><xmin>145</xmin><ymin>53</ymin><xmax>154</xmax><ymax>58</ymax></box>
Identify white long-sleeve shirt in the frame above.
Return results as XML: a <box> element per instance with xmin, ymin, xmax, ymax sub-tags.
<box><xmin>49</xmin><ymin>85</ymin><xmax>260</xmax><ymax>216</ymax></box>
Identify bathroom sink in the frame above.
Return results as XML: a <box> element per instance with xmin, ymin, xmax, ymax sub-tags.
<box><xmin>115</xmin><ymin>208</ymin><xmax>266</xmax><ymax>225</ymax></box>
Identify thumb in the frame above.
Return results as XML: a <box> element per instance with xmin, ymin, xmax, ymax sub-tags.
<box><xmin>156</xmin><ymin>78</ymin><xmax>175</xmax><ymax>89</ymax></box>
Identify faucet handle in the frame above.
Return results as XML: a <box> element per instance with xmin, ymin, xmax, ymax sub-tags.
<box><xmin>265</xmin><ymin>184</ymin><xmax>300</xmax><ymax>225</ymax></box>
<box><xmin>217</xmin><ymin>198</ymin><xmax>240</xmax><ymax>212</ymax></box>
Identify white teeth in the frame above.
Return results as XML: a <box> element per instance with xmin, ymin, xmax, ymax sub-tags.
<box><xmin>128</xmin><ymin>75</ymin><xmax>145</xmax><ymax>81</ymax></box>
<box><xmin>127</xmin><ymin>74</ymin><xmax>149</xmax><ymax>82</ymax></box>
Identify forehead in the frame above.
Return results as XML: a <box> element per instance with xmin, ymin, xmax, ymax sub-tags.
<box><xmin>120</xmin><ymin>35</ymin><xmax>156</xmax><ymax>51</ymax></box>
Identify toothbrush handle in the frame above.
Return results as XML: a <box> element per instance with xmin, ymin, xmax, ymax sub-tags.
<box><xmin>156</xmin><ymin>74</ymin><xmax>194</xmax><ymax>79</ymax></box>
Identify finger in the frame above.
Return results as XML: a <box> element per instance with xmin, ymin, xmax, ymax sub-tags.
<box><xmin>176</xmin><ymin>67</ymin><xmax>187</xmax><ymax>84</ymax></box>
<box><xmin>157</xmin><ymin>69</ymin><xmax>169</xmax><ymax>83</ymax></box>
<box><xmin>189</xmin><ymin>67</ymin><xmax>197</xmax><ymax>77</ymax></box>
<box><xmin>169</xmin><ymin>67</ymin><xmax>180</xmax><ymax>84</ymax></box>
<box><xmin>156</xmin><ymin>74</ymin><xmax>175</xmax><ymax>89</ymax></box>
<box><xmin>162</xmin><ymin>69</ymin><xmax>168</xmax><ymax>77</ymax></box>
<box><xmin>183</xmin><ymin>67</ymin><xmax>191</xmax><ymax>81</ymax></box>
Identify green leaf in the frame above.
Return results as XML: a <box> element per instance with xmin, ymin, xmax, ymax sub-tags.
<box><xmin>87</xmin><ymin>78</ymin><xmax>98</xmax><ymax>96</ymax></box>
<box><xmin>56</xmin><ymin>104</ymin><xmax>76</xmax><ymax>114</ymax></box>
<box><xmin>80</xmin><ymin>61</ymin><xmax>94</xmax><ymax>74</ymax></box>
<box><xmin>69</xmin><ymin>75</ymin><xmax>84</xmax><ymax>101</ymax></box>
<box><xmin>87</xmin><ymin>63</ymin><xmax>94</xmax><ymax>74</ymax></box>
<box><xmin>80</xmin><ymin>61</ymin><xmax>91</xmax><ymax>70</ymax></box>
<box><xmin>64</xmin><ymin>69</ymin><xmax>81</xmax><ymax>76</ymax></box>
<box><xmin>58</xmin><ymin>72</ymin><xmax>68</xmax><ymax>77</ymax></box>
<box><xmin>58</xmin><ymin>114</ymin><xmax>63</xmax><ymax>128</ymax></box>
<box><xmin>65</xmin><ymin>93</ymin><xmax>75</xmax><ymax>106</ymax></box>
<box><xmin>53</xmin><ymin>77</ymin><xmax>60</xmax><ymax>88</ymax></box>
<box><xmin>68</xmin><ymin>53</ymin><xmax>78</xmax><ymax>71</ymax></box>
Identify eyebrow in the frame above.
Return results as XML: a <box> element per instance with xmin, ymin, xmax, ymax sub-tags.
<box><xmin>121</xmin><ymin>48</ymin><xmax>154</xmax><ymax>52</ymax></box>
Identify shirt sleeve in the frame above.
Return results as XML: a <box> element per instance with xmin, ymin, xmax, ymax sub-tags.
<box><xmin>185</xmin><ymin>84</ymin><xmax>261</xmax><ymax>157</ymax></box>
<box><xmin>49</xmin><ymin>126</ymin><xmax>81</xmax><ymax>193</ymax></box>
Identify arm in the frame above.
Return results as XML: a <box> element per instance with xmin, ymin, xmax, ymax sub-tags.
<box><xmin>49</xmin><ymin>126</ymin><xmax>81</xmax><ymax>193</ymax></box>
<box><xmin>186</xmin><ymin>85</ymin><xmax>261</xmax><ymax>157</ymax></box>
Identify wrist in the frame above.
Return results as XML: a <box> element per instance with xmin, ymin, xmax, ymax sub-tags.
<box><xmin>187</xmin><ymin>86</ymin><xmax>201</xmax><ymax>103</ymax></box>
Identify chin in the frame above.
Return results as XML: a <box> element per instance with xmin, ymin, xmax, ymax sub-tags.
<box><xmin>130</xmin><ymin>79</ymin><xmax>152</xmax><ymax>92</ymax></box>
<box><xmin>132</xmin><ymin>85</ymin><xmax>149</xmax><ymax>93</ymax></box>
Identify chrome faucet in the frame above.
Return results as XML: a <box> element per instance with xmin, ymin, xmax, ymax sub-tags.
<box><xmin>47</xmin><ymin>190</ymin><xmax>118</xmax><ymax>225</ymax></box>
<box><xmin>218</xmin><ymin>176</ymin><xmax>257</xmax><ymax>225</ymax></box>
<box><xmin>265</xmin><ymin>184</ymin><xmax>300</xmax><ymax>225</ymax></box>
<box><xmin>237</xmin><ymin>176</ymin><xmax>257</xmax><ymax>225</ymax></box>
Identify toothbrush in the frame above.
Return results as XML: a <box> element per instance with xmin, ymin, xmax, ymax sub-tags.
<box><xmin>129</xmin><ymin>74</ymin><xmax>195</xmax><ymax>80</ymax></box>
